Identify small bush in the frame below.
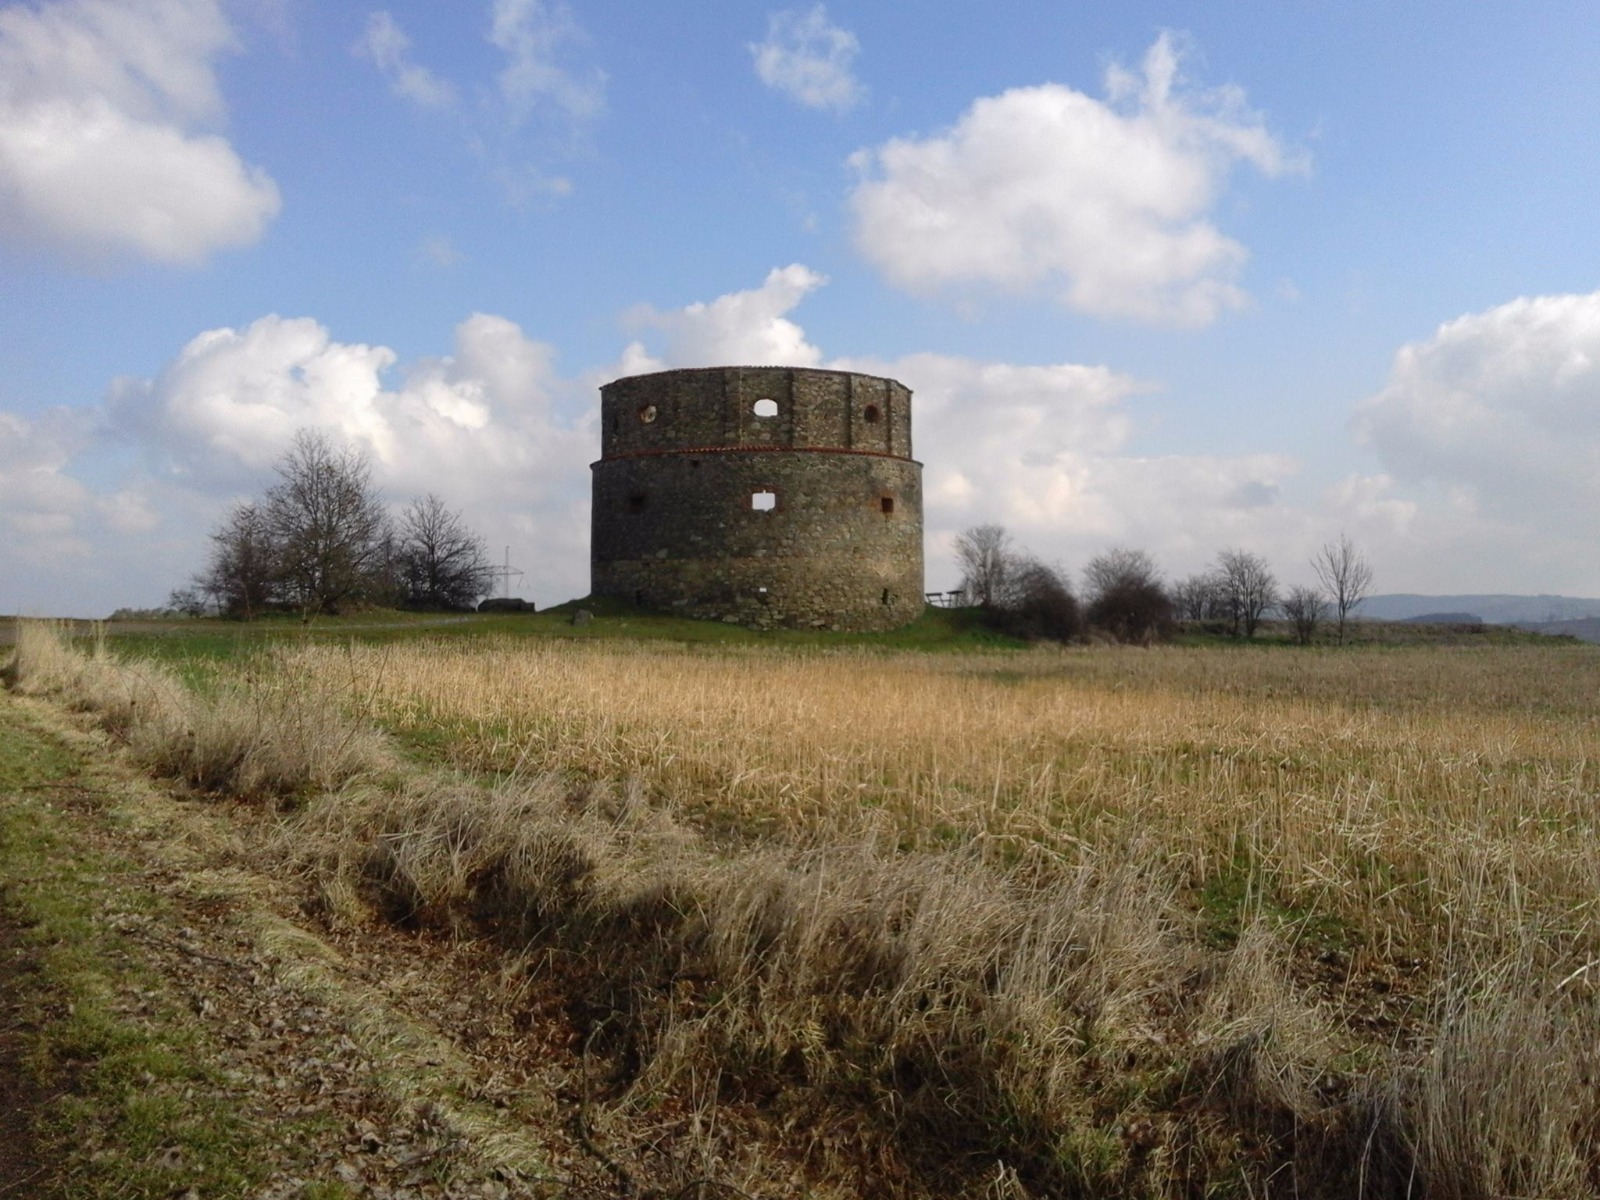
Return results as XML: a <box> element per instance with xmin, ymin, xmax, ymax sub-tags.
<box><xmin>987</xmin><ymin>558</ymin><xmax>1081</xmax><ymax>642</ymax></box>
<box><xmin>1083</xmin><ymin>548</ymin><xmax>1173</xmax><ymax>643</ymax></box>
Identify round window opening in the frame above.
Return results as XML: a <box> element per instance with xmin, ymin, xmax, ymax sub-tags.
<box><xmin>863</xmin><ymin>404</ymin><xmax>881</xmax><ymax>424</ymax></box>
<box><xmin>637</xmin><ymin>404</ymin><xmax>658</xmax><ymax>424</ymax></box>
<box><xmin>753</xmin><ymin>398</ymin><xmax>779</xmax><ymax>419</ymax></box>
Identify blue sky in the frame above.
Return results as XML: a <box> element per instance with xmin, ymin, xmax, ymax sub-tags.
<box><xmin>4</xmin><ymin>0</ymin><xmax>1600</xmax><ymax>615</ymax></box>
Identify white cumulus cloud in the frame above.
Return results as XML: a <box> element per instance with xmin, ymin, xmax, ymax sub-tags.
<box><xmin>111</xmin><ymin>311</ymin><xmax>590</xmax><ymax>500</ymax></box>
<box><xmin>1355</xmin><ymin>290</ymin><xmax>1600</xmax><ymax>531</ymax></box>
<box><xmin>848</xmin><ymin>32</ymin><xmax>1300</xmax><ymax>326</ymax></box>
<box><xmin>356</xmin><ymin>11</ymin><xmax>457</xmax><ymax>110</ymax></box>
<box><xmin>619</xmin><ymin>265</ymin><xmax>828</xmax><ymax>370</ymax></box>
<box><xmin>750</xmin><ymin>5</ymin><xmax>864</xmax><ymax>113</ymax></box>
<box><xmin>0</xmin><ymin>0</ymin><xmax>280</xmax><ymax>265</ymax></box>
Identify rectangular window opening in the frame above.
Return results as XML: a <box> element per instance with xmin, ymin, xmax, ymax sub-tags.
<box><xmin>751</xmin><ymin>490</ymin><xmax>777</xmax><ymax>512</ymax></box>
<box><xmin>880</xmin><ymin>496</ymin><xmax>895</xmax><ymax>515</ymax></box>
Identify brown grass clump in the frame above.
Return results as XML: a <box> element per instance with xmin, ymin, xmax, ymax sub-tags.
<box><xmin>7</xmin><ymin>620</ymin><xmax>389</xmax><ymax>800</ymax></box>
<box><xmin>295</xmin><ymin>773</ymin><xmax>1320</xmax><ymax>1193</ymax></box>
<box><xmin>1350</xmin><ymin>974</ymin><xmax>1600</xmax><ymax>1200</ymax></box>
<box><xmin>294</xmin><ymin>770</ymin><xmax>1600</xmax><ymax>1197</ymax></box>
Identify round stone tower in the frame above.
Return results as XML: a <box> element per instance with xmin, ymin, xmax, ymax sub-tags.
<box><xmin>590</xmin><ymin>366</ymin><xmax>924</xmax><ymax>630</ymax></box>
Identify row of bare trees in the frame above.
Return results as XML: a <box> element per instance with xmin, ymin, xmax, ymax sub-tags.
<box><xmin>955</xmin><ymin>525</ymin><xmax>1374</xmax><ymax>645</ymax></box>
<box><xmin>174</xmin><ymin>430</ymin><xmax>494</xmax><ymax>618</ymax></box>
<box><xmin>1171</xmin><ymin>535</ymin><xmax>1374</xmax><ymax>644</ymax></box>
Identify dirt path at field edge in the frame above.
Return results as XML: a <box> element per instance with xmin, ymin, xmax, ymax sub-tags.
<box><xmin>0</xmin><ymin>693</ymin><xmax>630</xmax><ymax>1199</ymax></box>
<box><xmin>0</xmin><ymin>907</ymin><xmax>61</xmax><ymax>1199</ymax></box>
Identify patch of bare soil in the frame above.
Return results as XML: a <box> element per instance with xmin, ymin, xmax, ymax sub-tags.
<box><xmin>0</xmin><ymin>907</ymin><xmax>60</xmax><ymax>1200</ymax></box>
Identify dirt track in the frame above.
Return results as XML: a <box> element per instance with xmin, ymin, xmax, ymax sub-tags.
<box><xmin>0</xmin><ymin>692</ymin><xmax>656</xmax><ymax>1199</ymax></box>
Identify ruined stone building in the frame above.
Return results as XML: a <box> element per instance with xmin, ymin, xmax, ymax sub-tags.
<box><xmin>590</xmin><ymin>366</ymin><xmax>924</xmax><ymax>630</ymax></box>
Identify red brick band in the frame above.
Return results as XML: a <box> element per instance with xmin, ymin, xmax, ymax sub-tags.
<box><xmin>594</xmin><ymin>445</ymin><xmax>919</xmax><ymax>465</ymax></box>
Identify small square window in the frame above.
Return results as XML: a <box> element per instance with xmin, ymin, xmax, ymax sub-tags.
<box><xmin>880</xmin><ymin>496</ymin><xmax>894</xmax><ymax>515</ymax></box>
<box><xmin>751</xmin><ymin>490</ymin><xmax>777</xmax><ymax>512</ymax></box>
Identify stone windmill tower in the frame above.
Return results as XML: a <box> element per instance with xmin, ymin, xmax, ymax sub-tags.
<box><xmin>590</xmin><ymin>366</ymin><xmax>924</xmax><ymax>630</ymax></box>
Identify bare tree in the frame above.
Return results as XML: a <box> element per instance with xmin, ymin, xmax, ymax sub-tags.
<box><xmin>265</xmin><ymin>430</ymin><xmax>392</xmax><ymax>616</ymax></box>
<box><xmin>991</xmin><ymin>555</ymin><xmax>1080</xmax><ymax>641</ymax></box>
<box><xmin>1281</xmin><ymin>585</ymin><xmax>1327</xmax><ymax>646</ymax></box>
<box><xmin>1082</xmin><ymin>547</ymin><xmax>1172</xmax><ymax>643</ymax></box>
<box><xmin>166</xmin><ymin>584</ymin><xmax>209</xmax><ymax>617</ymax></box>
<box><xmin>954</xmin><ymin>524</ymin><xmax>1012</xmax><ymax>607</ymax></box>
<box><xmin>395</xmin><ymin>493</ymin><xmax>494</xmax><ymax>610</ymax></box>
<box><xmin>1082</xmin><ymin>547</ymin><xmax>1153</xmax><ymax>602</ymax></box>
<box><xmin>1215</xmin><ymin>549</ymin><xmax>1278</xmax><ymax>639</ymax></box>
<box><xmin>1171</xmin><ymin>572</ymin><xmax>1227</xmax><ymax>622</ymax></box>
<box><xmin>195</xmin><ymin>500</ymin><xmax>275</xmax><ymax>619</ymax></box>
<box><xmin>1312</xmin><ymin>533</ymin><xmax>1374</xmax><ymax>645</ymax></box>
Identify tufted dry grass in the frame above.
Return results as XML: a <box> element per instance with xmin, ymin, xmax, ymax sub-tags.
<box><xmin>7</xmin><ymin>620</ymin><xmax>389</xmax><ymax>801</ymax></box>
<box><xmin>297</xmin><ymin>637</ymin><xmax>1600</xmax><ymax>964</ymax></box>
<box><xmin>12</xmin><ymin>622</ymin><xmax>1600</xmax><ymax>1197</ymax></box>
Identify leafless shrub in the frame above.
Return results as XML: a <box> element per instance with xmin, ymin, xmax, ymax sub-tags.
<box><xmin>953</xmin><ymin>524</ymin><xmax>1080</xmax><ymax>640</ymax></box>
<box><xmin>199</xmin><ymin>500</ymin><xmax>275</xmax><ymax>619</ymax></box>
<box><xmin>990</xmin><ymin>556</ymin><xmax>1080</xmax><ymax>641</ymax></box>
<box><xmin>954</xmin><ymin>524</ymin><xmax>1013</xmax><ymax>607</ymax></box>
<box><xmin>1281</xmin><ymin>585</ymin><xmax>1327</xmax><ymax>645</ymax></box>
<box><xmin>1082</xmin><ymin>547</ymin><xmax>1173</xmax><ymax>643</ymax></box>
<box><xmin>1170</xmin><ymin>570</ymin><xmax>1228</xmax><ymax>621</ymax></box>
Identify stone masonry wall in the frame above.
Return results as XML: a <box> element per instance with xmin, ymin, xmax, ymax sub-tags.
<box><xmin>591</xmin><ymin>367</ymin><xmax>924</xmax><ymax>631</ymax></box>
<box><xmin>601</xmin><ymin>367</ymin><xmax>912</xmax><ymax>460</ymax></box>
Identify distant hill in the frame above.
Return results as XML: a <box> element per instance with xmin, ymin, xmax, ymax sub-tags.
<box><xmin>1510</xmin><ymin>617</ymin><xmax>1600</xmax><ymax>644</ymax></box>
<box><xmin>1397</xmin><ymin>612</ymin><xmax>1482</xmax><ymax>625</ymax></box>
<box><xmin>1360</xmin><ymin>594</ymin><xmax>1600</xmax><ymax>624</ymax></box>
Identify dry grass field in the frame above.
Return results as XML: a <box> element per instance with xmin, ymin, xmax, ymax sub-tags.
<box><xmin>330</xmin><ymin>637</ymin><xmax>1600</xmax><ymax>956</ymax></box>
<box><xmin>8</xmin><ymin>621</ymin><xmax>1600</xmax><ymax>1198</ymax></box>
